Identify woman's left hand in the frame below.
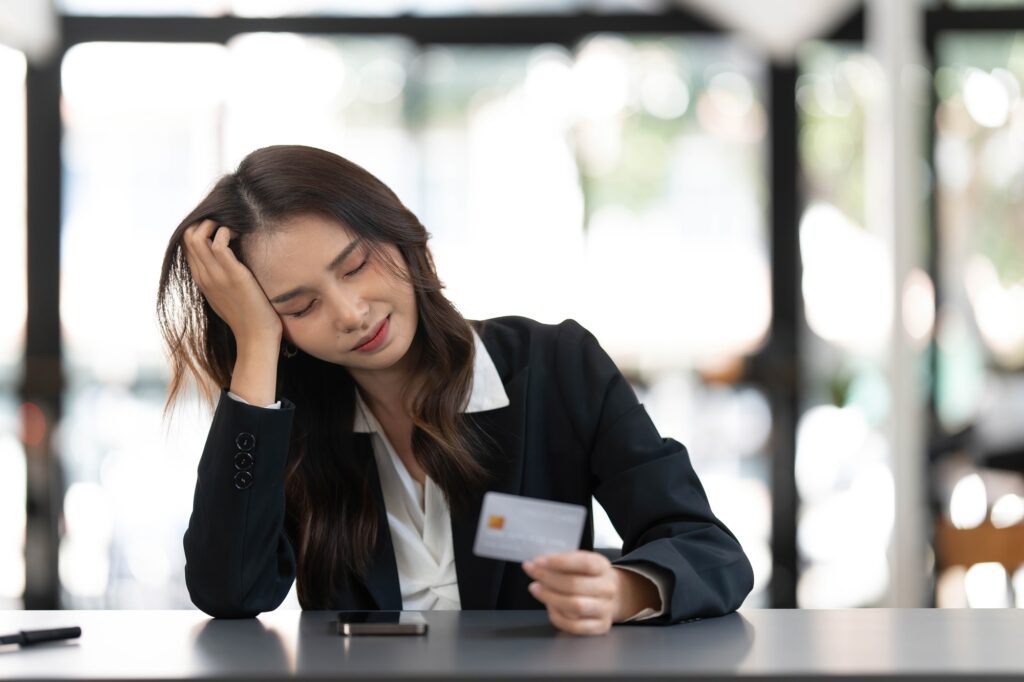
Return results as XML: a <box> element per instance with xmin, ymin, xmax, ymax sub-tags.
<box><xmin>522</xmin><ymin>550</ymin><xmax>656</xmax><ymax>636</ymax></box>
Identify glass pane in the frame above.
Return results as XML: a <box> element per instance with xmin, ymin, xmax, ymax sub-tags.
<box><xmin>0</xmin><ymin>44</ymin><xmax>27</xmax><ymax>610</ymax></box>
<box><xmin>412</xmin><ymin>43</ymin><xmax>583</xmax><ymax>326</ymax></box>
<box><xmin>933</xmin><ymin>31</ymin><xmax>1024</xmax><ymax>610</ymax></box>
<box><xmin>0</xmin><ymin>45</ymin><xmax>26</xmax><ymax>384</ymax></box>
<box><xmin>574</xmin><ymin>35</ymin><xmax>770</xmax><ymax>366</ymax></box>
<box><xmin>60</xmin><ymin>42</ymin><xmax>229</xmax><ymax>608</ymax></box>
<box><xmin>0</xmin><ymin>398</ymin><xmax>25</xmax><ymax>610</ymax></box>
<box><xmin>795</xmin><ymin>42</ymin><xmax>896</xmax><ymax>608</ymax></box>
<box><xmin>222</xmin><ymin>33</ymin><xmax>418</xmax><ymax>205</ymax></box>
<box><xmin>414</xmin><ymin>36</ymin><xmax>770</xmax><ymax>366</ymax></box>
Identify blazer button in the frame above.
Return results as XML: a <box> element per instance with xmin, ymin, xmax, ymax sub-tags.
<box><xmin>235</xmin><ymin>432</ymin><xmax>256</xmax><ymax>451</ymax></box>
<box><xmin>234</xmin><ymin>471</ymin><xmax>253</xmax><ymax>490</ymax></box>
<box><xmin>234</xmin><ymin>451</ymin><xmax>254</xmax><ymax>471</ymax></box>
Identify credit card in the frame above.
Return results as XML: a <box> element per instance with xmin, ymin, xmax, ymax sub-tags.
<box><xmin>472</xmin><ymin>491</ymin><xmax>587</xmax><ymax>563</ymax></box>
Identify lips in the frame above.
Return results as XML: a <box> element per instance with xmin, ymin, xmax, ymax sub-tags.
<box><xmin>352</xmin><ymin>316</ymin><xmax>388</xmax><ymax>351</ymax></box>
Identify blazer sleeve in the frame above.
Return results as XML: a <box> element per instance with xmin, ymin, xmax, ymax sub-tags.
<box><xmin>183</xmin><ymin>388</ymin><xmax>297</xmax><ymax>618</ymax></box>
<box><xmin>555</xmin><ymin>319</ymin><xmax>754</xmax><ymax>624</ymax></box>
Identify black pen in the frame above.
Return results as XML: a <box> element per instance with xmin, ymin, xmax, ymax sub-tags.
<box><xmin>0</xmin><ymin>627</ymin><xmax>81</xmax><ymax>646</ymax></box>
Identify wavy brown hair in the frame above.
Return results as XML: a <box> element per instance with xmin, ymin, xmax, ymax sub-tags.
<box><xmin>157</xmin><ymin>145</ymin><xmax>495</xmax><ymax>608</ymax></box>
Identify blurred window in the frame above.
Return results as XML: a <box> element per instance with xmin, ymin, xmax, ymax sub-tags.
<box><xmin>59</xmin><ymin>42</ymin><xmax>227</xmax><ymax>607</ymax></box>
<box><xmin>795</xmin><ymin>42</ymin><xmax>896</xmax><ymax>608</ymax></box>
<box><xmin>934</xmin><ymin>33</ymin><xmax>1024</xmax><ymax>427</ymax></box>
<box><xmin>933</xmin><ymin>31</ymin><xmax>1024</xmax><ymax>609</ymax></box>
<box><xmin>0</xmin><ymin>44</ymin><xmax>28</xmax><ymax>609</ymax></box>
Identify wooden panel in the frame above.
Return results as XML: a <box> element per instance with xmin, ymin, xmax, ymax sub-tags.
<box><xmin>934</xmin><ymin>516</ymin><xmax>1024</xmax><ymax>571</ymax></box>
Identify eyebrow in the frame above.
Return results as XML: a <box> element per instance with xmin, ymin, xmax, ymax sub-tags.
<box><xmin>269</xmin><ymin>238</ymin><xmax>364</xmax><ymax>305</ymax></box>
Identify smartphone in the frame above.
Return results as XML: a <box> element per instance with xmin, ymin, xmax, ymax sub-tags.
<box><xmin>337</xmin><ymin>611</ymin><xmax>428</xmax><ymax>636</ymax></box>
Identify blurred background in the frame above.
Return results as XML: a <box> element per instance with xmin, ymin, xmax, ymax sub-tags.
<box><xmin>1</xmin><ymin>0</ymin><xmax>1023</xmax><ymax>612</ymax></box>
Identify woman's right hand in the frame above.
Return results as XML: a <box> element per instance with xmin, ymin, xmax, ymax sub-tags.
<box><xmin>182</xmin><ymin>219</ymin><xmax>283</xmax><ymax>348</ymax></box>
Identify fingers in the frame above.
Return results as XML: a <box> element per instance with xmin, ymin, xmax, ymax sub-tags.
<box><xmin>182</xmin><ymin>245</ymin><xmax>209</xmax><ymax>290</ymax></box>
<box><xmin>183</xmin><ymin>219</ymin><xmax>244</xmax><ymax>288</ymax></box>
<box><xmin>530</xmin><ymin>583</ymin><xmax>612</xmax><ymax>635</ymax></box>
<box><xmin>177</xmin><ymin>219</ymin><xmax>283</xmax><ymax>341</ymax></box>
<box><xmin>528</xmin><ymin>581</ymin><xmax>609</xmax><ymax>619</ymax></box>
<box><xmin>182</xmin><ymin>219</ymin><xmax>216</xmax><ymax>284</ymax></box>
<box><xmin>523</xmin><ymin>550</ymin><xmax>617</xmax><ymax>635</ymax></box>
<box><xmin>545</xmin><ymin>606</ymin><xmax>611</xmax><ymax>636</ymax></box>
<box><xmin>522</xmin><ymin>565</ymin><xmax>614</xmax><ymax>599</ymax></box>
<box><xmin>209</xmin><ymin>223</ymin><xmax>240</xmax><ymax>268</ymax></box>
<box><xmin>525</xmin><ymin>550</ymin><xmax>610</xmax><ymax>577</ymax></box>
<box><xmin>182</xmin><ymin>218</ymin><xmax>216</xmax><ymax>249</ymax></box>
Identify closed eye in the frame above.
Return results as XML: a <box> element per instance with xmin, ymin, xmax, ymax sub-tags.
<box><xmin>346</xmin><ymin>258</ymin><xmax>368</xmax><ymax>277</ymax></box>
<box><xmin>286</xmin><ymin>259</ymin><xmax>367</xmax><ymax>318</ymax></box>
<box><xmin>287</xmin><ymin>300</ymin><xmax>316</xmax><ymax>318</ymax></box>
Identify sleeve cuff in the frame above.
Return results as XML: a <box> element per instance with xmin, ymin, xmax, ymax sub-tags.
<box><xmin>614</xmin><ymin>563</ymin><xmax>669</xmax><ymax>622</ymax></box>
<box><xmin>227</xmin><ymin>390</ymin><xmax>282</xmax><ymax>410</ymax></box>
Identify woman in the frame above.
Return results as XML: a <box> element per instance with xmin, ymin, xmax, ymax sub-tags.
<box><xmin>157</xmin><ymin>145</ymin><xmax>753</xmax><ymax>635</ymax></box>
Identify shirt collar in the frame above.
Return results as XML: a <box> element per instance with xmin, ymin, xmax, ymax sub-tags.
<box><xmin>352</xmin><ymin>327</ymin><xmax>509</xmax><ymax>434</ymax></box>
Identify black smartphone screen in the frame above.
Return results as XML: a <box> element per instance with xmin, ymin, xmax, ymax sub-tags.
<box><xmin>337</xmin><ymin>611</ymin><xmax>402</xmax><ymax>625</ymax></box>
<box><xmin>336</xmin><ymin>611</ymin><xmax>428</xmax><ymax>636</ymax></box>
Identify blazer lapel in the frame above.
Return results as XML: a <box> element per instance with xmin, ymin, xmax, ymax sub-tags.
<box><xmin>451</xmin><ymin>366</ymin><xmax>529</xmax><ymax>609</ymax></box>
<box><xmin>353</xmin><ymin>434</ymin><xmax>403</xmax><ymax>610</ymax></box>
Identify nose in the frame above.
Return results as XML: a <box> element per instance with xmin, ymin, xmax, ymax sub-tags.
<box><xmin>327</xmin><ymin>286</ymin><xmax>369</xmax><ymax>333</ymax></box>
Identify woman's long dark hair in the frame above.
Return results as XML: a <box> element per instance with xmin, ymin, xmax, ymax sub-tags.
<box><xmin>157</xmin><ymin>145</ymin><xmax>495</xmax><ymax>608</ymax></box>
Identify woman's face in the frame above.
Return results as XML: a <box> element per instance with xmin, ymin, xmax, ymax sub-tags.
<box><xmin>245</xmin><ymin>213</ymin><xmax>418</xmax><ymax>372</ymax></box>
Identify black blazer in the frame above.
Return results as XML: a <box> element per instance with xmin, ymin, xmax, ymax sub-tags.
<box><xmin>184</xmin><ymin>316</ymin><xmax>754</xmax><ymax>622</ymax></box>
